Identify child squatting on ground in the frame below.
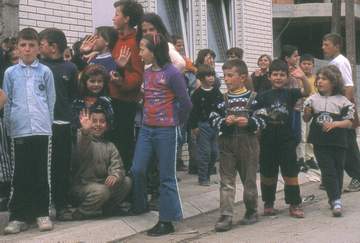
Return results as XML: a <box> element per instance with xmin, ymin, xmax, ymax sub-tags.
<box><xmin>303</xmin><ymin>65</ymin><xmax>354</xmax><ymax>217</ymax></box>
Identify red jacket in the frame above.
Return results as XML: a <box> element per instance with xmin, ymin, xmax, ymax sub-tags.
<box><xmin>111</xmin><ymin>29</ymin><xmax>143</xmax><ymax>102</ymax></box>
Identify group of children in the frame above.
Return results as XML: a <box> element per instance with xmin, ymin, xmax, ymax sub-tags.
<box><xmin>0</xmin><ymin>0</ymin><xmax>359</xmax><ymax>238</ymax></box>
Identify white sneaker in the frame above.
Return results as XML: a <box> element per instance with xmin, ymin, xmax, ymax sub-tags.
<box><xmin>37</xmin><ymin>216</ymin><xmax>54</xmax><ymax>232</ymax></box>
<box><xmin>4</xmin><ymin>220</ymin><xmax>29</xmax><ymax>234</ymax></box>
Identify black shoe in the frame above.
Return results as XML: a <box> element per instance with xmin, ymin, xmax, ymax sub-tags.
<box><xmin>147</xmin><ymin>221</ymin><xmax>175</xmax><ymax>236</ymax></box>
<box><xmin>239</xmin><ymin>210</ymin><xmax>258</xmax><ymax>225</ymax></box>
<box><xmin>305</xmin><ymin>158</ymin><xmax>319</xmax><ymax>170</ymax></box>
<box><xmin>214</xmin><ymin>215</ymin><xmax>232</xmax><ymax>232</ymax></box>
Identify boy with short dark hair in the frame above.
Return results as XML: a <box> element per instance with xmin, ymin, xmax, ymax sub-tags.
<box><xmin>3</xmin><ymin>28</ymin><xmax>56</xmax><ymax>234</ymax></box>
<box><xmin>39</xmin><ymin>28</ymin><xmax>78</xmax><ymax>219</ymax></box>
<box><xmin>254</xmin><ymin>59</ymin><xmax>310</xmax><ymax>219</ymax></box>
<box><xmin>210</xmin><ymin>59</ymin><xmax>265</xmax><ymax>232</ymax></box>
<box><xmin>298</xmin><ymin>54</ymin><xmax>318</xmax><ymax>170</ymax></box>
<box><xmin>63</xmin><ymin>104</ymin><xmax>131</xmax><ymax>220</ymax></box>
<box><xmin>225</xmin><ymin>47</ymin><xmax>244</xmax><ymax>60</ymax></box>
<box><xmin>189</xmin><ymin>64</ymin><xmax>222</xmax><ymax>186</ymax></box>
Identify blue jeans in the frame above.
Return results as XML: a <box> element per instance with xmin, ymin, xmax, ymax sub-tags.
<box><xmin>196</xmin><ymin>122</ymin><xmax>219</xmax><ymax>183</ymax></box>
<box><xmin>130</xmin><ymin>125</ymin><xmax>183</xmax><ymax>221</ymax></box>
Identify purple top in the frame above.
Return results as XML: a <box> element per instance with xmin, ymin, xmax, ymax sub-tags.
<box><xmin>143</xmin><ymin>63</ymin><xmax>192</xmax><ymax>127</ymax></box>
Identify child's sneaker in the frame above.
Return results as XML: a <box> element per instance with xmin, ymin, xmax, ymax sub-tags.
<box><xmin>263</xmin><ymin>202</ymin><xmax>277</xmax><ymax>216</ymax></box>
<box><xmin>289</xmin><ymin>204</ymin><xmax>304</xmax><ymax>218</ymax></box>
<box><xmin>344</xmin><ymin>178</ymin><xmax>360</xmax><ymax>192</ymax></box>
<box><xmin>332</xmin><ymin>200</ymin><xmax>342</xmax><ymax>217</ymax></box>
<box><xmin>239</xmin><ymin>210</ymin><xmax>258</xmax><ymax>225</ymax></box>
<box><xmin>4</xmin><ymin>221</ymin><xmax>29</xmax><ymax>234</ymax></box>
<box><xmin>37</xmin><ymin>216</ymin><xmax>53</xmax><ymax>231</ymax></box>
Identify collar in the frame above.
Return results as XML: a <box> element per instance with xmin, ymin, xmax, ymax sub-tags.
<box><xmin>96</xmin><ymin>52</ymin><xmax>112</xmax><ymax>59</ymax></box>
<box><xmin>201</xmin><ymin>86</ymin><xmax>214</xmax><ymax>91</ymax></box>
<box><xmin>19</xmin><ymin>59</ymin><xmax>39</xmax><ymax>68</ymax></box>
<box><xmin>229</xmin><ymin>87</ymin><xmax>247</xmax><ymax>95</ymax></box>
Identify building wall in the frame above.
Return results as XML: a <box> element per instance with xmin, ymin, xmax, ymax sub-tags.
<box><xmin>237</xmin><ymin>0</ymin><xmax>273</xmax><ymax>71</ymax></box>
<box><xmin>18</xmin><ymin>0</ymin><xmax>93</xmax><ymax>45</ymax></box>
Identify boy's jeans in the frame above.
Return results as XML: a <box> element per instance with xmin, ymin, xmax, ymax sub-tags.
<box><xmin>131</xmin><ymin>125</ymin><xmax>183</xmax><ymax>222</ymax></box>
<box><xmin>196</xmin><ymin>122</ymin><xmax>218</xmax><ymax>183</ymax></box>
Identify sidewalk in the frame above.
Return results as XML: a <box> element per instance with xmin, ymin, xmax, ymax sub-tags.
<box><xmin>0</xmin><ymin>168</ymin><xmax>320</xmax><ymax>242</ymax></box>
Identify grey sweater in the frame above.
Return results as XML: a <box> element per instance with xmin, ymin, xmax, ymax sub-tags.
<box><xmin>71</xmin><ymin>130</ymin><xmax>125</xmax><ymax>185</ymax></box>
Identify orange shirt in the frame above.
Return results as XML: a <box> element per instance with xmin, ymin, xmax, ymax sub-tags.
<box><xmin>111</xmin><ymin>29</ymin><xmax>144</xmax><ymax>102</ymax></box>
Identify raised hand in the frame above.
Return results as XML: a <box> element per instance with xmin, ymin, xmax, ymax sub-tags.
<box><xmin>115</xmin><ymin>46</ymin><xmax>131</xmax><ymax>68</ymax></box>
<box><xmin>80</xmin><ymin>35</ymin><xmax>97</xmax><ymax>54</ymax></box>
<box><xmin>79</xmin><ymin>108</ymin><xmax>92</xmax><ymax>131</ymax></box>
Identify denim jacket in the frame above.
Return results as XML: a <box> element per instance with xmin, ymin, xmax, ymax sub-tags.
<box><xmin>3</xmin><ymin>59</ymin><xmax>56</xmax><ymax>138</ymax></box>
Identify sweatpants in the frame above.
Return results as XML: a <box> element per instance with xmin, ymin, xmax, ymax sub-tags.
<box><xmin>196</xmin><ymin>122</ymin><xmax>218</xmax><ymax>183</ymax></box>
<box><xmin>344</xmin><ymin>129</ymin><xmax>360</xmax><ymax>180</ymax></box>
<box><xmin>314</xmin><ymin>145</ymin><xmax>346</xmax><ymax>201</ymax></box>
<box><xmin>131</xmin><ymin>125</ymin><xmax>183</xmax><ymax>222</ymax></box>
<box><xmin>219</xmin><ymin>133</ymin><xmax>259</xmax><ymax>216</ymax></box>
<box><xmin>8</xmin><ymin>136</ymin><xmax>51</xmax><ymax>222</ymax></box>
<box><xmin>51</xmin><ymin>124</ymin><xmax>71</xmax><ymax>211</ymax></box>
<box><xmin>260</xmin><ymin>140</ymin><xmax>302</xmax><ymax>205</ymax></box>
<box><xmin>110</xmin><ymin>99</ymin><xmax>137</xmax><ymax>172</ymax></box>
<box><xmin>70</xmin><ymin>176</ymin><xmax>132</xmax><ymax>217</ymax></box>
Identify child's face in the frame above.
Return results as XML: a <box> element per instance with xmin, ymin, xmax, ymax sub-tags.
<box><xmin>269</xmin><ymin>70</ymin><xmax>288</xmax><ymax>89</ymax></box>
<box><xmin>316</xmin><ymin>73</ymin><xmax>333</xmax><ymax>95</ymax></box>
<box><xmin>40</xmin><ymin>39</ymin><xmax>57</xmax><ymax>58</ymax></box>
<box><xmin>174</xmin><ymin>39</ymin><xmax>184</xmax><ymax>54</ymax></box>
<box><xmin>141</xmin><ymin>21</ymin><xmax>158</xmax><ymax>36</ymax></box>
<box><xmin>139</xmin><ymin>39</ymin><xmax>154</xmax><ymax>65</ymax></box>
<box><xmin>285</xmin><ymin>50</ymin><xmax>299</xmax><ymax>67</ymax></box>
<box><xmin>223</xmin><ymin>67</ymin><xmax>246</xmax><ymax>92</ymax></box>
<box><xmin>258</xmin><ymin>56</ymin><xmax>270</xmax><ymax>70</ymax></box>
<box><xmin>63</xmin><ymin>48</ymin><xmax>72</xmax><ymax>61</ymax></box>
<box><xmin>17</xmin><ymin>38</ymin><xmax>39</xmax><ymax>65</ymax></box>
<box><xmin>201</xmin><ymin>75</ymin><xmax>215</xmax><ymax>88</ymax></box>
<box><xmin>204</xmin><ymin>53</ymin><xmax>215</xmax><ymax>68</ymax></box>
<box><xmin>300</xmin><ymin>60</ymin><xmax>314</xmax><ymax>75</ymax></box>
<box><xmin>10</xmin><ymin>49</ymin><xmax>20</xmax><ymax>65</ymax></box>
<box><xmin>86</xmin><ymin>75</ymin><xmax>104</xmax><ymax>94</ymax></box>
<box><xmin>113</xmin><ymin>6</ymin><xmax>129</xmax><ymax>30</ymax></box>
<box><xmin>94</xmin><ymin>34</ymin><xmax>107</xmax><ymax>52</ymax></box>
<box><xmin>322</xmin><ymin>40</ymin><xmax>339</xmax><ymax>59</ymax></box>
<box><xmin>90</xmin><ymin>112</ymin><xmax>108</xmax><ymax>137</ymax></box>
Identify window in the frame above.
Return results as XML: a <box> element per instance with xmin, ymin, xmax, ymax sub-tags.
<box><xmin>207</xmin><ymin>0</ymin><xmax>234</xmax><ymax>62</ymax></box>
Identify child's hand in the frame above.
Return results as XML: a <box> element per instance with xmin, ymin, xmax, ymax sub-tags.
<box><xmin>79</xmin><ymin>109</ymin><xmax>92</xmax><ymax>131</ymax></box>
<box><xmin>236</xmin><ymin>117</ymin><xmax>248</xmax><ymax>127</ymax></box>
<box><xmin>254</xmin><ymin>69</ymin><xmax>261</xmax><ymax>77</ymax></box>
<box><xmin>105</xmin><ymin>175</ymin><xmax>118</xmax><ymax>187</ymax></box>
<box><xmin>304</xmin><ymin>106</ymin><xmax>313</xmax><ymax>116</ymax></box>
<box><xmin>225</xmin><ymin>115</ymin><xmax>236</xmax><ymax>125</ymax></box>
<box><xmin>191</xmin><ymin>128</ymin><xmax>199</xmax><ymax>138</ymax></box>
<box><xmin>292</xmin><ymin>68</ymin><xmax>306</xmax><ymax>81</ymax></box>
<box><xmin>322</xmin><ymin>122</ymin><xmax>337</xmax><ymax>132</ymax></box>
<box><xmin>115</xmin><ymin>46</ymin><xmax>131</xmax><ymax>68</ymax></box>
<box><xmin>80</xmin><ymin>35</ymin><xmax>97</xmax><ymax>54</ymax></box>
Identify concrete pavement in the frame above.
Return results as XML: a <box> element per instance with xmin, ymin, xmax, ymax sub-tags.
<box><xmin>0</xmin><ymin>167</ymin><xmax>321</xmax><ymax>242</ymax></box>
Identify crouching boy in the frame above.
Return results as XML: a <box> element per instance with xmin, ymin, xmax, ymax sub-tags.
<box><xmin>63</xmin><ymin>102</ymin><xmax>131</xmax><ymax>220</ymax></box>
<box><xmin>210</xmin><ymin>59</ymin><xmax>266</xmax><ymax>232</ymax></box>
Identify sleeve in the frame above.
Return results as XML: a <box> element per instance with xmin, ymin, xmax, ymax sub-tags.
<box><xmin>188</xmin><ymin>90</ymin><xmax>199</xmax><ymax>129</ymax></box>
<box><xmin>341</xmin><ymin>97</ymin><xmax>355</xmax><ymax>121</ymax></box>
<box><xmin>209</xmin><ymin>95</ymin><xmax>226</xmax><ymax>132</ymax></box>
<box><xmin>108</xmin><ymin>143</ymin><xmax>125</xmax><ymax>182</ymax></box>
<box><xmin>168</xmin><ymin>69</ymin><xmax>192</xmax><ymax>125</ymax></box>
<box><xmin>247</xmin><ymin>96</ymin><xmax>267</xmax><ymax>132</ymax></box>
<box><xmin>77</xmin><ymin>129</ymin><xmax>92</xmax><ymax>151</ymax></box>
<box><xmin>339</xmin><ymin>61</ymin><xmax>354</xmax><ymax>87</ymax></box>
<box><xmin>168</xmin><ymin>43</ymin><xmax>185</xmax><ymax>72</ymax></box>
<box><xmin>2</xmin><ymin>70</ymin><xmax>12</xmax><ymax>134</ymax></box>
<box><xmin>45</xmin><ymin>68</ymin><xmax>56</xmax><ymax>123</ymax></box>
